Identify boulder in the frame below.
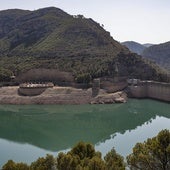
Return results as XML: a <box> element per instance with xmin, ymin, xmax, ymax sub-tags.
<box><xmin>91</xmin><ymin>91</ymin><xmax>127</xmax><ymax>104</ymax></box>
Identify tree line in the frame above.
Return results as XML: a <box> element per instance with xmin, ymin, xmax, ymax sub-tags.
<box><xmin>2</xmin><ymin>129</ymin><xmax>170</xmax><ymax>170</ymax></box>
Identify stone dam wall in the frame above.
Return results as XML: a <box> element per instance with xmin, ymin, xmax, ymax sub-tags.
<box><xmin>128</xmin><ymin>80</ymin><xmax>170</xmax><ymax>102</ymax></box>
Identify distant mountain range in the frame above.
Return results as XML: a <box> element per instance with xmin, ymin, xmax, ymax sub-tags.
<box><xmin>121</xmin><ymin>41</ymin><xmax>147</xmax><ymax>55</ymax></box>
<box><xmin>0</xmin><ymin>7</ymin><xmax>168</xmax><ymax>83</ymax></box>
<box><xmin>121</xmin><ymin>41</ymin><xmax>154</xmax><ymax>55</ymax></box>
<box><xmin>143</xmin><ymin>43</ymin><xmax>154</xmax><ymax>48</ymax></box>
<box><xmin>122</xmin><ymin>41</ymin><xmax>170</xmax><ymax>72</ymax></box>
<box><xmin>142</xmin><ymin>41</ymin><xmax>170</xmax><ymax>71</ymax></box>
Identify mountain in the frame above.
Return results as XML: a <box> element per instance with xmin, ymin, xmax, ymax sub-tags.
<box><xmin>122</xmin><ymin>40</ymin><xmax>170</xmax><ymax>72</ymax></box>
<box><xmin>142</xmin><ymin>41</ymin><xmax>170</xmax><ymax>72</ymax></box>
<box><xmin>143</xmin><ymin>43</ymin><xmax>154</xmax><ymax>48</ymax></box>
<box><xmin>121</xmin><ymin>41</ymin><xmax>146</xmax><ymax>55</ymax></box>
<box><xmin>0</xmin><ymin>7</ymin><xmax>169</xmax><ymax>83</ymax></box>
<box><xmin>0</xmin><ymin>7</ymin><xmax>125</xmax><ymax>58</ymax></box>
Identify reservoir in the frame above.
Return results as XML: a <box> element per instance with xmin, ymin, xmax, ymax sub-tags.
<box><xmin>0</xmin><ymin>99</ymin><xmax>169</xmax><ymax>167</ymax></box>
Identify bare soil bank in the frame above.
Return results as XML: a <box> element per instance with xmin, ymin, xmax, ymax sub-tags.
<box><xmin>0</xmin><ymin>86</ymin><xmax>127</xmax><ymax>105</ymax></box>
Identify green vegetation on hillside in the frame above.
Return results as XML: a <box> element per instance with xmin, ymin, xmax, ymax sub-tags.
<box><xmin>0</xmin><ymin>7</ymin><xmax>169</xmax><ymax>83</ymax></box>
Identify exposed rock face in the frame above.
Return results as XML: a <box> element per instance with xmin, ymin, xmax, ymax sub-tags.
<box><xmin>90</xmin><ymin>91</ymin><xmax>127</xmax><ymax>104</ymax></box>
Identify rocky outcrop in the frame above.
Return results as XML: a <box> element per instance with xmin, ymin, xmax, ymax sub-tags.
<box><xmin>90</xmin><ymin>91</ymin><xmax>127</xmax><ymax>104</ymax></box>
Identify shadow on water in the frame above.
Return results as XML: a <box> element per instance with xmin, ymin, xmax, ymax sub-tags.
<box><xmin>0</xmin><ymin>99</ymin><xmax>169</xmax><ymax>152</ymax></box>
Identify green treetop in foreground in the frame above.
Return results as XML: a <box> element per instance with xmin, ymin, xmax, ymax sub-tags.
<box><xmin>57</xmin><ymin>141</ymin><xmax>125</xmax><ymax>170</ymax></box>
<box><xmin>127</xmin><ymin>129</ymin><xmax>170</xmax><ymax>170</ymax></box>
<box><xmin>2</xmin><ymin>129</ymin><xmax>170</xmax><ymax>170</ymax></box>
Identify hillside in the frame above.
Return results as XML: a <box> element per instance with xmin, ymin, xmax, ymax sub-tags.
<box><xmin>0</xmin><ymin>7</ymin><xmax>125</xmax><ymax>57</ymax></box>
<box><xmin>143</xmin><ymin>43</ymin><xmax>154</xmax><ymax>48</ymax></box>
<box><xmin>121</xmin><ymin>41</ymin><xmax>146</xmax><ymax>55</ymax></box>
<box><xmin>0</xmin><ymin>7</ymin><xmax>169</xmax><ymax>83</ymax></box>
<box><xmin>142</xmin><ymin>41</ymin><xmax>170</xmax><ymax>72</ymax></box>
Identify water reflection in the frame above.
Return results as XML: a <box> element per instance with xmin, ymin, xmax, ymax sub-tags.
<box><xmin>0</xmin><ymin>99</ymin><xmax>170</xmax><ymax>166</ymax></box>
<box><xmin>95</xmin><ymin>116</ymin><xmax>170</xmax><ymax>157</ymax></box>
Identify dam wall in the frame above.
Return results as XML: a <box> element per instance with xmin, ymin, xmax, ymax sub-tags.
<box><xmin>128</xmin><ymin>80</ymin><xmax>170</xmax><ymax>102</ymax></box>
<box><xmin>147</xmin><ymin>81</ymin><xmax>170</xmax><ymax>101</ymax></box>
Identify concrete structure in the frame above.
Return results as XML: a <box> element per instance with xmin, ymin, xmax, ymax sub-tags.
<box><xmin>92</xmin><ymin>79</ymin><xmax>100</xmax><ymax>97</ymax></box>
<box><xmin>128</xmin><ymin>79</ymin><xmax>170</xmax><ymax>102</ymax></box>
<box><xmin>18</xmin><ymin>83</ymin><xmax>54</xmax><ymax>96</ymax></box>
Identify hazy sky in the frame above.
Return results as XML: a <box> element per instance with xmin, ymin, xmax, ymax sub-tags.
<box><xmin>0</xmin><ymin>0</ymin><xmax>170</xmax><ymax>44</ymax></box>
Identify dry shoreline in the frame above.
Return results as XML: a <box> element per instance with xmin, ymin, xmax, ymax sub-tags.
<box><xmin>0</xmin><ymin>86</ymin><xmax>127</xmax><ymax>105</ymax></box>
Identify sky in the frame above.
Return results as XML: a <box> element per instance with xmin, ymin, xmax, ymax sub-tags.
<box><xmin>0</xmin><ymin>0</ymin><xmax>170</xmax><ymax>44</ymax></box>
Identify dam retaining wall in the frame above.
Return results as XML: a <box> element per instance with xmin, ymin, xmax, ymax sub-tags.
<box><xmin>128</xmin><ymin>80</ymin><xmax>170</xmax><ymax>102</ymax></box>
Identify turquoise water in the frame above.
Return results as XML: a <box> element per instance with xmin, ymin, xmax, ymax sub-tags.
<box><xmin>0</xmin><ymin>99</ymin><xmax>169</xmax><ymax>166</ymax></box>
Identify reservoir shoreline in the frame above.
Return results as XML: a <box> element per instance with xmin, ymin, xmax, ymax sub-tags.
<box><xmin>0</xmin><ymin>86</ymin><xmax>127</xmax><ymax>105</ymax></box>
<box><xmin>0</xmin><ymin>80</ymin><xmax>169</xmax><ymax>104</ymax></box>
<box><xmin>0</xmin><ymin>81</ymin><xmax>170</xmax><ymax>105</ymax></box>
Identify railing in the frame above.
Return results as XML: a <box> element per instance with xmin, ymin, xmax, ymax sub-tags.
<box><xmin>19</xmin><ymin>82</ymin><xmax>54</xmax><ymax>88</ymax></box>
